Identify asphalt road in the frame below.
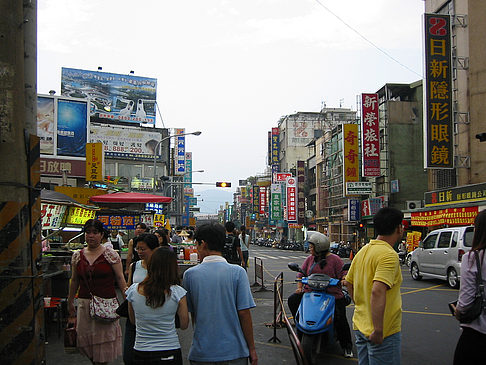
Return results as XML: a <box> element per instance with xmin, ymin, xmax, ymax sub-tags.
<box><xmin>45</xmin><ymin>245</ymin><xmax>462</xmax><ymax>364</ymax></box>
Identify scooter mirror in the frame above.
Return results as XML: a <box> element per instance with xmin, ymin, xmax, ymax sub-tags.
<box><xmin>288</xmin><ymin>262</ymin><xmax>300</xmax><ymax>272</ymax></box>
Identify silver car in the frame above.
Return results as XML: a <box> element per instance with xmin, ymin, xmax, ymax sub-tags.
<box><xmin>410</xmin><ymin>226</ymin><xmax>474</xmax><ymax>288</ymax></box>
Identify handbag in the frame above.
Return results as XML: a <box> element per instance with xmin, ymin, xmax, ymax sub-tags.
<box><xmin>455</xmin><ymin>250</ymin><xmax>485</xmax><ymax>324</ymax></box>
<box><xmin>80</xmin><ymin>249</ymin><xmax>120</xmax><ymax>322</ymax></box>
<box><xmin>64</xmin><ymin>323</ymin><xmax>77</xmax><ymax>354</ymax></box>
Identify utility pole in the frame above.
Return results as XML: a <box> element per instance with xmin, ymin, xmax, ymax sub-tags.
<box><xmin>0</xmin><ymin>1</ymin><xmax>43</xmax><ymax>364</ymax></box>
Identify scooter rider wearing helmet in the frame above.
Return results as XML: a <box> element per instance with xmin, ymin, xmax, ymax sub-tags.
<box><xmin>288</xmin><ymin>231</ymin><xmax>354</xmax><ymax>358</ymax></box>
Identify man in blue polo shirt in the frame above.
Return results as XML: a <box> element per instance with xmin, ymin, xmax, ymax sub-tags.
<box><xmin>183</xmin><ymin>222</ymin><xmax>258</xmax><ymax>365</ymax></box>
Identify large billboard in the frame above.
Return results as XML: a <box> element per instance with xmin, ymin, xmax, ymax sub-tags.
<box><xmin>89</xmin><ymin>123</ymin><xmax>162</xmax><ymax>160</ymax></box>
<box><xmin>424</xmin><ymin>14</ymin><xmax>453</xmax><ymax>168</ymax></box>
<box><xmin>57</xmin><ymin>98</ymin><xmax>88</xmax><ymax>157</ymax></box>
<box><xmin>61</xmin><ymin>67</ymin><xmax>157</xmax><ymax>125</ymax></box>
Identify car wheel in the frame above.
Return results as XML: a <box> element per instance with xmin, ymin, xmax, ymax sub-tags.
<box><xmin>406</xmin><ymin>254</ymin><xmax>412</xmax><ymax>267</ymax></box>
<box><xmin>411</xmin><ymin>262</ymin><xmax>422</xmax><ymax>280</ymax></box>
<box><xmin>447</xmin><ymin>268</ymin><xmax>459</xmax><ymax>289</ymax></box>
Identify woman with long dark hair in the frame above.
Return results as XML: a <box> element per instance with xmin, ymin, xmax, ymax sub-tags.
<box><xmin>67</xmin><ymin>219</ymin><xmax>127</xmax><ymax>364</ymax></box>
<box><xmin>239</xmin><ymin>225</ymin><xmax>250</xmax><ymax>269</ymax></box>
<box><xmin>453</xmin><ymin>210</ymin><xmax>486</xmax><ymax>364</ymax></box>
<box><xmin>127</xmin><ymin>248</ymin><xmax>189</xmax><ymax>364</ymax></box>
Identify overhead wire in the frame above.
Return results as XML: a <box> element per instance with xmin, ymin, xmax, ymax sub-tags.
<box><xmin>313</xmin><ymin>0</ymin><xmax>423</xmax><ymax>78</ymax></box>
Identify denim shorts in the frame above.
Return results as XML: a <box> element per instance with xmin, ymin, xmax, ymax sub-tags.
<box><xmin>354</xmin><ymin>330</ymin><xmax>401</xmax><ymax>365</ymax></box>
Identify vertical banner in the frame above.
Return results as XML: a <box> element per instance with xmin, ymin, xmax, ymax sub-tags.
<box><xmin>184</xmin><ymin>152</ymin><xmax>192</xmax><ymax>187</ymax></box>
<box><xmin>424</xmin><ymin>14</ymin><xmax>453</xmax><ymax>168</ymax></box>
<box><xmin>267</xmin><ymin>131</ymin><xmax>272</xmax><ymax>166</ymax></box>
<box><xmin>286</xmin><ymin>176</ymin><xmax>297</xmax><ymax>222</ymax></box>
<box><xmin>259</xmin><ymin>187</ymin><xmax>267</xmax><ymax>216</ymax></box>
<box><xmin>270</xmin><ymin>184</ymin><xmax>282</xmax><ymax>221</ymax></box>
<box><xmin>271</xmin><ymin>127</ymin><xmax>280</xmax><ymax>174</ymax></box>
<box><xmin>57</xmin><ymin>98</ymin><xmax>88</xmax><ymax>157</ymax></box>
<box><xmin>297</xmin><ymin>161</ymin><xmax>305</xmax><ymax>225</ymax></box>
<box><xmin>174</xmin><ymin>128</ymin><xmax>185</xmax><ymax>175</ymax></box>
<box><xmin>343</xmin><ymin>124</ymin><xmax>360</xmax><ymax>195</ymax></box>
<box><xmin>361</xmin><ymin>93</ymin><xmax>380</xmax><ymax>177</ymax></box>
<box><xmin>37</xmin><ymin>96</ymin><xmax>55</xmax><ymax>155</ymax></box>
<box><xmin>252</xmin><ymin>186</ymin><xmax>260</xmax><ymax>219</ymax></box>
<box><xmin>86</xmin><ymin>142</ymin><xmax>104</xmax><ymax>181</ymax></box>
<box><xmin>348</xmin><ymin>199</ymin><xmax>361</xmax><ymax>222</ymax></box>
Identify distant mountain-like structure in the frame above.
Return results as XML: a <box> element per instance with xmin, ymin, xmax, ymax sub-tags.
<box><xmin>195</xmin><ymin>189</ymin><xmax>233</xmax><ymax>214</ymax></box>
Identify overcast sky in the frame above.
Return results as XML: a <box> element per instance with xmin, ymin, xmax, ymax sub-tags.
<box><xmin>37</xmin><ymin>0</ymin><xmax>425</xmax><ymax>195</ymax></box>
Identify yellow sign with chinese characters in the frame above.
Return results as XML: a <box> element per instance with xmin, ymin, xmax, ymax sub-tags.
<box><xmin>54</xmin><ymin>186</ymin><xmax>106</xmax><ymax>205</ymax></box>
<box><xmin>64</xmin><ymin>206</ymin><xmax>96</xmax><ymax>225</ymax></box>
<box><xmin>86</xmin><ymin>142</ymin><xmax>104</xmax><ymax>181</ymax></box>
<box><xmin>154</xmin><ymin>214</ymin><xmax>165</xmax><ymax>227</ymax></box>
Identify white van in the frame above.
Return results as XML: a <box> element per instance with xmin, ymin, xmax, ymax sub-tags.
<box><xmin>410</xmin><ymin>226</ymin><xmax>474</xmax><ymax>288</ymax></box>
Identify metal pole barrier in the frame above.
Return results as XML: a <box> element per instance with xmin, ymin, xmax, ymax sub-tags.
<box><xmin>268</xmin><ymin>272</ymin><xmax>284</xmax><ymax>343</ymax></box>
<box><xmin>251</xmin><ymin>257</ymin><xmax>259</xmax><ymax>287</ymax></box>
<box><xmin>252</xmin><ymin>257</ymin><xmax>270</xmax><ymax>292</ymax></box>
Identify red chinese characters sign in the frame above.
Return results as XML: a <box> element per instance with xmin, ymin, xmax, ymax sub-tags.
<box><xmin>286</xmin><ymin>177</ymin><xmax>297</xmax><ymax>222</ymax></box>
<box><xmin>411</xmin><ymin>207</ymin><xmax>478</xmax><ymax>227</ymax></box>
<box><xmin>343</xmin><ymin>124</ymin><xmax>359</xmax><ymax>190</ymax></box>
<box><xmin>259</xmin><ymin>187</ymin><xmax>267</xmax><ymax>216</ymax></box>
<box><xmin>425</xmin><ymin>14</ymin><xmax>453</xmax><ymax>168</ymax></box>
<box><xmin>361</xmin><ymin>93</ymin><xmax>380</xmax><ymax>177</ymax></box>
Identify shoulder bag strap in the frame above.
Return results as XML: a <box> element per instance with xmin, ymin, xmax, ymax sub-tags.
<box><xmin>308</xmin><ymin>261</ymin><xmax>318</xmax><ymax>276</ymax></box>
<box><xmin>474</xmin><ymin>251</ymin><xmax>485</xmax><ymax>308</ymax></box>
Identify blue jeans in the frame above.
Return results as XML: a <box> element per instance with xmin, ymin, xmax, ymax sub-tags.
<box><xmin>355</xmin><ymin>330</ymin><xmax>401</xmax><ymax>365</ymax></box>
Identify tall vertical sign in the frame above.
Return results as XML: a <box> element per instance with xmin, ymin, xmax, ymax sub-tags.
<box><xmin>86</xmin><ymin>142</ymin><xmax>104</xmax><ymax>181</ymax></box>
<box><xmin>183</xmin><ymin>152</ymin><xmax>192</xmax><ymax>187</ymax></box>
<box><xmin>286</xmin><ymin>176</ymin><xmax>297</xmax><ymax>222</ymax></box>
<box><xmin>259</xmin><ymin>187</ymin><xmax>267</xmax><ymax>216</ymax></box>
<box><xmin>296</xmin><ymin>161</ymin><xmax>305</xmax><ymax>225</ymax></box>
<box><xmin>271</xmin><ymin>128</ymin><xmax>280</xmax><ymax>175</ymax></box>
<box><xmin>252</xmin><ymin>186</ymin><xmax>260</xmax><ymax>220</ymax></box>
<box><xmin>361</xmin><ymin>93</ymin><xmax>380</xmax><ymax>177</ymax></box>
<box><xmin>424</xmin><ymin>14</ymin><xmax>453</xmax><ymax>168</ymax></box>
<box><xmin>267</xmin><ymin>131</ymin><xmax>272</xmax><ymax>166</ymax></box>
<box><xmin>270</xmin><ymin>184</ymin><xmax>282</xmax><ymax>221</ymax></box>
<box><xmin>343</xmin><ymin>124</ymin><xmax>359</xmax><ymax>195</ymax></box>
<box><xmin>182</xmin><ymin>152</ymin><xmax>192</xmax><ymax>226</ymax></box>
<box><xmin>174</xmin><ymin>128</ymin><xmax>185</xmax><ymax>175</ymax></box>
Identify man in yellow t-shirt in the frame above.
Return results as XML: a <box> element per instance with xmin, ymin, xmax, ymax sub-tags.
<box><xmin>345</xmin><ymin>207</ymin><xmax>404</xmax><ymax>365</ymax></box>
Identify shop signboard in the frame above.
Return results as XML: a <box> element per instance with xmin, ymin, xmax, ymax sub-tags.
<box><xmin>271</xmin><ymin>128</ymin><xmax>279</xmax><ymax>169</ymax></box>
<box><xmin>130</xmin><ymin>177</ymin><xmax>154</xmax><ymax>190</ymax></box>
<box><xmin>346</xmin><ymin>182</ymin><xmax>372</xmax><ymax>195</ymax></box>
<box><xmin>40</xmin><ymin>158</ymin><xmax>85</xmax><ymax>177</ymax></box>
<box><xmin>65</xmin><ymin>207</ymin><xmax>96</xmax><ymax>225</ymax></box>
<box><xmin>361</xmin><ymin>93</ymin><xmax>380</xmax><ymax>177</ymax></box>
<box><xmin>97</xmin><ymin>215</ymin><xmax>139</xmax><ymax>230</ymax></box>
<box><xmin>154</xmin><ymin>214</ymin><xmax>165</xmax><ymax>227</ymax></box>
<box><xmin>174</xmin><ymin>128</ymin><xmax>186</xmax><ymax>175</ymax></box>
<box><xmin>61</xmin><ymin>67</ymin><xmax>157</xmax><ymax>125</ymax></box>
<box><xmin>347</xmin><ymin>199</ymin><xmax>360</xmax><ymax>222</ymax></box>
<box><xmin>424</xmin><ymin>182</ymin><xmax>486</xmax><ymax>207</ymax></box>
<box><xmin>270</xmin><ymin>184</ymin><xmax>282</xmax><ymax>221</ymax></box>
<box><xmin>343</xmin><ymin>124</ymin><xmax>359</xmax><ymax>192</ymax></box>
<box><xmin>86</xmin><ymin>142</ymin><xmax>104</xmax><ymax>182</ymax></box>
<box><xmin>145</xmin><ymin>203</ymin><xmax>164</xmax><ymax>214</ymax></box>
<box><xmin>259</xmin><ymin>187</ymin><xmax>267</xmax><ymax>216</ymax></box>
<box><xmin>424</xmin><ymin>14</ymin><xmax>453</xmax><ymax>169</ymax></box>
<box><xmin>54</xmin><ymin>186</ymin><xmax>106</xmax><ymax>205</ymax></box>
<box><xmin>297</xmin><ymin>161</ymin><xmax>305</xmax><ymax>224</ymax></box>
<box><xmin>274</xmin><ymin>172</ymin><xmax>292</xmax><ymax>183</ymax></box>
<box><xmin>89</xmin><ymin>123</ymin><xmax>163</xmax><ymax>160</ymax></box>
<box><xmin>286</xmin><ymin>176</ymin><xmax>297</xmax><ymax>222</ymax></box>
<box><xmin>411</xmin><ymin>207</ymin><xmax>478</xmax><ymax>227</ymax></box>
<box><xmin>41</xmin><ymin>203</ymin><xmax>67</xmax><ymax>229</ymax></box>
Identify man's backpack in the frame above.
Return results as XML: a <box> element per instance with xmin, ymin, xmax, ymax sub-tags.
<box><xmin>222</xmin><ymin>234</ymin><xmax>240</xmax><ymax>264</ymax></box>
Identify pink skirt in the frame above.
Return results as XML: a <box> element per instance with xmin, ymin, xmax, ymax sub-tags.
<box><xmin>76</xmin><ymin>298</ymin><xmax>122</xmax><ymax>363</ymax></box>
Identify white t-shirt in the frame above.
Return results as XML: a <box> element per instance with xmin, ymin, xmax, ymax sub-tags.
<box><xmin>239</xmin><ymin>234</ymin><xmax>249</xmax><ymax>252</ymax></box>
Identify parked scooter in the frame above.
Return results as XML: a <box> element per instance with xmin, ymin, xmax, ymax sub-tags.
<box><xmin>288</xmin><ymin>262</ymin><xmax>340</xmax><ymax>364</ymax></box>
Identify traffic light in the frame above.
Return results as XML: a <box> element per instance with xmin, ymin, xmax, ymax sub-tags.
<box><xmin>216</xmin><ymin>182</ymin><xmax>231</xmax><ymax>188</ymax></box>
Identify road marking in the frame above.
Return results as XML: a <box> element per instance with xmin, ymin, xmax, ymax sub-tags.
<box><xmin>402</xmin><ymin>310</ymin><xmax>451</xmax><ymax>317</ymax></box>
<box><xmin>401</xmin><ymin>284</ymin><xmax>444</xmax><ymax>295</ymax></box>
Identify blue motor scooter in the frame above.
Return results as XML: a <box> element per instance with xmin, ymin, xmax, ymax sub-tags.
<box><xmin>288</xmin><ymin>262</ymin><xmax>341</xmax><ymax>364</ymax></box>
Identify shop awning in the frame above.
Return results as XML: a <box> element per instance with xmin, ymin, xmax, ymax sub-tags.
<box><xmin>90</xmin><ymin>192</ymin><xmax>172</xmax><ymax>204</ymax></box>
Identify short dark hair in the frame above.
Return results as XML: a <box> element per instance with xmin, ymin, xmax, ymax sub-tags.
<box><xmin>136</xmin><ymin>222</ymin><xmax>147</xmax><ymax>230</ymax></box>
<box><xmin>225</xmin><ymin>221</ymin><xmax>235</xmax><ymax>233</ymax></box>
<box><xmin>373</xmin><ymin>207</ymin><xmax>404</xmax><ymax>236</ymax></box>
<box><xmin>83</xmin><ymin>219</ymin><xmax>104</xmax><ymax>234</ymax></box>
<box><xmin>134</xmin><ymin>233</ymin><xmax>159</xmax><ymax>250</ymax></box>
<box><xmin>195</xmin><ymin>222</ymin><xmax>225</xmax><ymax>252</ymax></box>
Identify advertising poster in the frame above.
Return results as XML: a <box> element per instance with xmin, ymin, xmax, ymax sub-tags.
<box><xmin>86</xmin><ymin>142</ymin><xmax>104</xmax><ymax>182</ymax></box>
<box><xmin>343</xmin><ymin>124</ymin><xmax>359</xmax><ymax>190</ymax></box>
<box><xmin>174</xmin><ymin>128</ymin><xmax>186</xmax><ymax>175</ymax></box>
<box><xmin>61</xmin><ymin>67</ymin><xmax>157</xmax><ymax>125</ymax></box>
<box><xmin>41</xmin><ymin>203</ymin><xmax>67</xmax><ymax>229</ymax></box>
<box><xmin>57</xmin><ymin>98</ymin><xmax>88</xmax><ymax>157</ymax></box>
<box><xmin>37</xmin><ymin>96</ymin><xmax>55</xmax><ymax>155</ymax></box>
<box><xmin>65</xmin><ymin>207</ymin><xmax>96</xmax><ymax>225</ymax></box>
<box><xmin>361</xmin><ymin>93</ymin><xmax>380</xmax><ymax>177</ymax></box>
<box><xmin>424</xmin><ymin>14</ymin><xmax>453</xmax><ymax>168</ymax></box>
<box><xmin>90</xmin><ymin>124</ymin><xmax>162</xmax><ymax>160</ymax></box>
<box><xmin>286</xmin><ymin>176</ymin><xmax>297</xmax><ymax>222</ymax></box>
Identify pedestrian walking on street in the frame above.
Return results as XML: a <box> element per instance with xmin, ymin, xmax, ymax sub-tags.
<box><xmin>125</xmin><ymin>222</ymin><xmax>148</xmax><ymax>276</ymax></box>
<box><xmin>239</xmin><ymin>225</ymin><xmax>250</xmax><ymax>270</ymax></box>
<box><xmin>222</xmin><ymin>221</ymin><xmax>245</xmax><ymax>266</ymax></box>
<box><xmin>182</xmin><ymin>222</ymin><xmax>258</xmax><ymax>364</ymax></box>
<box><xmin>124</xmin><ymin>233</ymin><xmax>160</xmax><ymax>364</ymax></box>
<box><xmin>287</xmin><ymin>231</ymin><xmax>354</xmax><ymax>358</ymax></box>
<box><xmin>345</xmin><ymin>207</ymin><xmax>404</xmax><ymax>365</ymax></box>
<box><xmin>127</xmin><ymin>247</ymin><xmax>189</xmax><ymax>365</ymax></box>
<box><xmin>67</xmin><ymin>219</ymin><xmax>128</xmax><ymax>364</ymax></box>
<box><xmin>453</xmin><ymin>210</ymin><xmax>486</xmax><ymax>364</ymax></box>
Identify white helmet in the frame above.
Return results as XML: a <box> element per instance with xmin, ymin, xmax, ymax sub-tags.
<box><xmin>307</xmin><ymin>231</ymin><xmax>330</xmax><ymax>254</ymax></box>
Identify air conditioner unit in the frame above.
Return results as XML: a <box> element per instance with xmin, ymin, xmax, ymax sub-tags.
<box><xmin>406</xmin><ymin>200</ymin><xmax>422</xmax><ymax>210</ymax></box>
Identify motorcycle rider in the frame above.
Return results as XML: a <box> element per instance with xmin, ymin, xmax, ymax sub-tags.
<box><xmin>288</xmin><ymin>231</ymin><xmax>354</xmax><ymax>358</ymax></box>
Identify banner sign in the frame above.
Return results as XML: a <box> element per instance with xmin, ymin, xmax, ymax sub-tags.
<box><xmin>252</xmin><ymin>186</ymin><xmax>260</xmax><ymax>217</ymax></box>
<box><xmin>174</xmin><ymin>128</ymin><xmax>186</xmax><ymax>175</ymax></box>
<box><xmin>130</xmin><ymin>177</ymin><xmax>154</xmax><ymax>190</ymax></box>
<box><xmin>40</xmin><ymin>158</ymin><xmax>85</xmax><ymax>177</ymax></box>
<box><xmin>411</xmin><ymin>207</ymin><xmax>478</xmax><ymax>227</ymax></box>
<box><xmin>271</xmin><ymin>128</ymin><xmax>279</xmax><ymax>167</ymax></box>
<box><xmin>57</xmin><ymin>98</ymin><xmax>88</xmax><ymax>157</ymax></box>
<box><xmin>361</xmin><ymin>94</ymin><xmax>380</xmax><ymax>177</ymax></box>
<box><xmin>65</xmin><ymin>206</ymin><xmax>96</xmax><ymax>225</ymax></box>
<box><xmin>286</xmin><ymin>176</ymin><xmax>297</xmax><ymax>222</ymax></box>
<box><xmin>361</xmin><ymin>197</ymin><xmax>385</xmax><ymax>218</ymax></box>
<box><xmin>271</xmin><ymin>184</ymin><xmax>282</xmax><ymax>221</ymax></box>
<box><xmin>97</xmin><ymin>214</ymin><xmax>139</xmax><ymax>230</ymax></box>
<box><xmin>267</xmin><ymin>131</ymin><xmax>272</xmax><ymax>166</ymax></box>
<box><xmin>37</xmin><ymin>96</ymin><xmax>55</xmax><ymax>155</ymax></box>
<box><xmin>154</xmin><ymin>214</ymin><xmax>165</xmax><ymax>227</ymax></box>
<box><xmin>297</xmin><ymin>161</ymin><xmax>305</xmax><ymax>224</ymax></box>
<box><xmin>343</xmin><ymin>124</ymin><xmax>360</xmax><ymax>187</ymax></box>
<box><xmin>145</xmin><ymin>203</ymin><xmax>164</xmax><ymax>214</ymax></box>
<box><xmin>54</xmin><ymin>186</ymin><xmax>106</xmax><ymax>205</ymax></box>
<box><xmin>86</xmin><ymin>142</ymin><xmax>104</xmax><ymax>181</ymax></box>
<box><xmin>274</xmin><ymin>172</ymin><xmax>292</xmax><ymax>183</ymax></box>
<box><xmin>259</xmin><ymin>187</ymin><xmax>267</xmax><ymax>216</ymax></box>
<box><xmin>424</xmin><ymin>14</ymin><xmax>453</xmax><ymax>168</ymax></box>
<box><xmin>41</xmin><ymin>203</ymin><xmax>67</xmax><ymax>229</ymax></box>
<box><xmin>425</xmin><ymin>182</ymin><xmax>486</xmax><ymax>207</ymax></box>
<box><xmin>346</xmin><ymin>181</ymin><xmax>372</xmax><ymax>195</ymax></box>
<box><xmin>90</xmin><ymin>124</ymin><xmax>163</xmax><ymax>160</ymax></box>
<box><xmin>348</xmin><ymin>199</ymin><xmax>361</xmax><ymax>222</ymax></box>
<box><xmin>406</xmin><ymin>231</ymin><xmax>422</xmax><ymax>252</ymax></box>
<box><xmin>184</xmin><ymin>152</ymin><xmax>193</xmax><ymax>187</ymax></box>
<box><xmin>61</xmin><ymin>67</ymin><xmax>157</xmax><ymax>125</ymax></box>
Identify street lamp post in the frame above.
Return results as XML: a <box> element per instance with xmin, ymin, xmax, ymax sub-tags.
<box><xmin>152</xmin><ymin>131</ymin><xmax>201</xmax><ymax>192</ymax></box>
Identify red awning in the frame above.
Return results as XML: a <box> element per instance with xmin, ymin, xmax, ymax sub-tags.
<box><xmin>90</xmin><ymin>192</ymin><xmax>172</xmax><ymax>204</ymax></box>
